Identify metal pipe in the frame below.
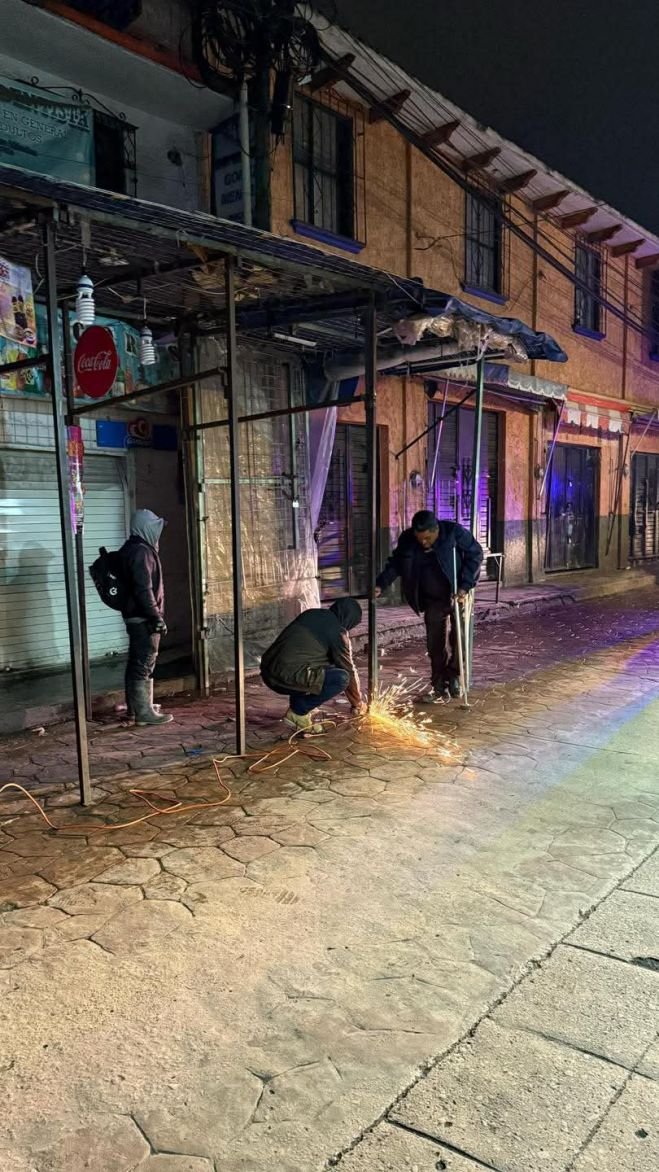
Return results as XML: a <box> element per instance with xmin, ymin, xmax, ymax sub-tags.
<box><xmin>189</xmin><ymin>395</ymin><xmax>366</xmax><ymax>434</ymax></box>
<box><xmin>225</xmin><ymin>256</ymin><xmax>246</xmax><ymax>753</ymax></box>
<box><xmin>239</xmin><ymin>79</ymin><xmax>253</xmax><ymax>229</ymax></box>
<box><xmin>43</xmin><ymin>217</ymin><xmax>92</xmax><ymax>806</ymax></box>
<box><xmin>0</xmin><ymin>353</ymin><xmax>49</xmax><ymax>377</ymax></box>
<box><xmin>539</xmin><ymin>400</ymin><xmax>566</xmax><ymax>500</ymax></box>
<box><xmin>469</xmin><ymin>357</ymin><xmax>485</xmax><ymax>535</ymax></box>
<box><xmin>364</xmin><ymin>297</ymin><xmax>378</xmax><ymax>703</ymax></box>
<box><xmin>395</xmin><ymin>388</ymin><xmax>476</xmax><ymax>460</ymax></box>
<box><xmin>429</xmin><ymin>380</ymin><xmax>449</xmax><ymax>494</ymax></box>
<box><xmin>61</xmin><ymin>301</ymin><xmax>92</xmax><ymax>722</ymax></box>
<box><xmin>70</xmin><ymin>364</ymin><xmax>226</xmax><ymax>417</ymax></box>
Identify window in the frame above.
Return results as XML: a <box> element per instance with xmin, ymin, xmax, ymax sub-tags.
<box><xmin>93</xmin><ymin>111</ymin><xmax>136</xmax><ymax>196</ymax></box>
<box><xmin>649</xmin><ymin>270</ymin><xmax>659</xmax><ymax>359</ymax></box>
<box><xmin>292</xmin><ymin>95</ymin><xmax>355</xmax><ymax>241</ymax></box>
<box><xmin>464</xmin><ymin>191</ymin><xmax>503</xmax><ymax>297</ymax></box>
<box><xmin>574</xmin><ymin>243</ymin><xmax>603</xmax><ymax>336</ymax></box>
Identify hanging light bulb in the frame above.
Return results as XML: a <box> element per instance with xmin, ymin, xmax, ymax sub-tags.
<box><xmin>75</xmin><ymin>272</ymin><xmax>95</xmax><ymax>326</ymax></box>
<box><xmin>140</xmin><ymin>323</ymin><xmax>157</xmax><ymax>366</ymax></box>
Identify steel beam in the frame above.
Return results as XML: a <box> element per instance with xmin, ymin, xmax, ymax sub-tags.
<box><xmin>43</xmin><ymin>217</ymin><xmax>92</xmax><ymax>805</ymax></box>
<box><xmin>225</xmin><ymin>256</ymin><xmax>246</xmax><ymax>754</ymax></box>
<box><xmin>364</xmin><ymin>298</ymin><xmax>379</xmax><ymax>702</ymax></box>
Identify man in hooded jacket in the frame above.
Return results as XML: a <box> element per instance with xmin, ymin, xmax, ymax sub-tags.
<box><xmin>260</xmin><ymin>597</ymin><xmax>364</xmax><ymax>733</ymax></box>
<box><xmin>120</xmin><ymin>508</ymin><xmax>172</xmax><ymax>726</ymax></box>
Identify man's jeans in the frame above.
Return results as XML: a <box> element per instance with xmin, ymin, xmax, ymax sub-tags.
<box><xmin>125</xmin><ymin>620</ymin><xmax>161</xmax><ymax>686</ymax></box>
<box><xmin>423</xmin><ymin>600</ymin><xmax>459</xmax><ymax>691</ymax></box>
<box><xmin>289</xmin><ymin>667</ymin><xmax>349</xmax><ymax>716</ymax></box>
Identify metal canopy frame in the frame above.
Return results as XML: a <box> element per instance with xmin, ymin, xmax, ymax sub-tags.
<box><xmin>0</xmin><ymin>166</ymin><xmax>565</xmax><ymax>805</ymax></box>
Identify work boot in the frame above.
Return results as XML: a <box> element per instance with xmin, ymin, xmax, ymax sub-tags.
<box><xmin>417</xmin><ymin>687</ymin><xmax>449</xmax><ymax>705</ymax></box>
<box><xmin>284</xmin><ymin>709</ymin><xmax>323</xmax><ymax>735</ymax></box>
<box><xmin>447</xmin><ymin>677</ymin><xmax>462</xmax><ymax>699</ymax></box>
<box><xmin>129</xmin><ymin>680</ymin><xmax>173</xmax><ymax>726</ymax></box>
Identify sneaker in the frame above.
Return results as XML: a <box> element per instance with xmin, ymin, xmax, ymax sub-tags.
<box><xmin>284</xmin><ymin>709</ymin><xmax>323</xmax><ymax>734</ymax></box>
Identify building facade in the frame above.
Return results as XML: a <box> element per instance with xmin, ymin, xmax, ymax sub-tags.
<box><xmin>2</xmin><ymin>0</ymin><xmax>659</xmax><ymax>714</ymax></box>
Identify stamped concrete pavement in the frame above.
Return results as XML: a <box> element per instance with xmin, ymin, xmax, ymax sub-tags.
<box><xmin>1</xmin><ymin>594</ymin><xmax>659</xmax><ymax>1170</ymax></box>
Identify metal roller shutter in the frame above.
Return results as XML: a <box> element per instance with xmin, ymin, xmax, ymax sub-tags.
<box><xmin>0</xmin><ymin>449</ymin><xmax>128</xmax><ymax>671</ymax></box>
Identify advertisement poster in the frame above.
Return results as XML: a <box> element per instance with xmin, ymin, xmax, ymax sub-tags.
<box><xmin>0</xmin><ymin>77</ymin><xmax>94</xmax><ymax>185</ymax></box>
<box><xmin>0</xmin><ymin>297</ymin><xmax>179</xmax><ymax>406</ymax></box>
<box><xmin>67</xmin><ymin>424</ymin><xmax>84</xmax><ymax>532</ymax></box>
<box><xmin>0</xmin><ymin>256</ymin><xmax>38</xmax><ymax>390</ymax></box>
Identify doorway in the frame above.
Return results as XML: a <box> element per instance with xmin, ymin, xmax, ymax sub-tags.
<box><xmin>545</xmin><ymin>443</ymin><xmax>599</xmax><ymax>571</ymax></box>
<box><xmin>427</xmin><ymin>401</ymin><xmax>499</xmax><ymax>554</ymax></box>
<box><xmin>630</xmin><ymin>452</ymin><xmax>659</xmax><ymax>562</ymax></box>
<box><xmin>316</xmin><ymin>422</ymin><xmax>380</xmax><ymax>600</ymax></box>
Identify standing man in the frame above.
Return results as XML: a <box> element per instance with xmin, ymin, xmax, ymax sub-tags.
<box><xmin>120</xmin><ymin>508</ymin><xmax>173</xmax><ymax>726</ymax></box>
<box><xmin>261</xmin><ymin>597</ymin><xmax>364</xmax><ymax>733</ymax></box>
<box><xmin>376</xmin><ymin>510</ymin><xmax>483</xmax><ymax>703</ymax></box>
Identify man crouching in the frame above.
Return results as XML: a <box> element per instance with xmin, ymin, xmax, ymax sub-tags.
<box><xmin>261</xmin><ymin>598</ymin><xmax>364</xmax><ymax>734</ymax></box>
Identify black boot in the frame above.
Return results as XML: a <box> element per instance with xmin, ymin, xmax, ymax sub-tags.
<box><xmin>128</xmin><ymin>679</ymin><xmax>173</xmax><ymax>726</ymax></box>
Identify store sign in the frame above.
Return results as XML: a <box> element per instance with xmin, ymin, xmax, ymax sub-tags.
<box><xmin>0</xmin><ymin>78</ymin><xmax>93</xmax><ymax>185</ymax></box>
<box><xmin>211</xmin><ymin>113</ymin><xmax>255</xmax><ymax>224</ymax></box>
<box><xmin>74</xmin><ymin>326</ymin><xmax>119</xmax><ymax>400</ymax></box>
<box><xmin>95</xmin><ymin>420</ymin><xmax>178</xmax><ymax>451</ymax></box>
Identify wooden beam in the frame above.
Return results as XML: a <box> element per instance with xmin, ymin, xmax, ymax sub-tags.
<box><xmin>308</xmin><ymin>54</ymin><xmax>355</xmax><ymax>92</ymax></box>
<box><xmin>462</xmin><ymin>147</ymin><xmax>501</xmax><ymax>173</ymax></box>
<box><xmin>559</xmin><ymin>206</ymin><xmax>597</xmax><ymax>229</ymax></box>
<box><xmin>368</xmin><ymin>89</ymin><xmax>411</xmax><ymax>124</ymax></box>
<box><xmin>636</xmin><ymin>253</ymin><xmax>659</xmax><ymax>269</ymax></box>
<box><xmin>499</xmin><ymin>169</ymin><xmax>537</xmax><ymax>194</ymax></box>
<box><xmin>532</xmin><ymin>189</ymin><xmax>569</xmax><ymax>212</ymax></box>
<box><xmin>585</xmin><ymin>224</ymin><xmax>622</xmax><ymax>244</ymax></box>
<box><xmin>423</xmin><ymin>120</ymin><xmax>460</xmax><ymax>148</ymax></box>
<box><xmin>610</xmin><ymin>237</ymin><xmax>644</xmax><ymax>257</ymax></box>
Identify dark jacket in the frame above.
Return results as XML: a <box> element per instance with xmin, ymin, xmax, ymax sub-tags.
<box><xmin>377</xmin><ymin>521</ymin><xmax>483</xmax><ymax>614</ymax></box>
<box><xmin>260</xmin><ymin>598</ymin><xmax>362</xmax><ymax>699</ymax></box>
<box><xmin>120</xmin><ymin>536</ymin><xmax>164</xmax><ymax>623</ymax></box>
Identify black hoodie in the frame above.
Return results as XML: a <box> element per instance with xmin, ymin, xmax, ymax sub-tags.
<box><xmin>260</xmin><ymin>598</ymin><xmax>362</xmax><ymax>700</ymax></box>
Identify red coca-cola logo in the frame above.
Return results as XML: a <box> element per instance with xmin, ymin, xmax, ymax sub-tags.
<box><xmin>74</xmin><ymin>326</ymin><xmax>119</xmax><ymax>400</ymax></box>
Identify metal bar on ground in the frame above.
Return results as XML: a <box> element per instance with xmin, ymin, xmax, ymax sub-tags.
<box><xmin>43</xmin><ymin>216</ymin><xmax>92</xmax><ymax>806</ymax></box>
<box><xmin>394</xmin><ymin>387</ymin><xmax>476</xmax><ymax>460</ymax></box>
<box><xmin>70</xmin><ymin>364</ymin><xmax>226</xmax><ymax>417</ymax></box>
<box><xmin>61</xmin><ymin>300</ymin><xmax>92</xmax><ymax>721</ymax></box>
<box><xmin>225</xmin><ymin>256</ymin><xmax>246</xmax><ymax>754</ymax></box>
<box><xmin>364</xmin><ymin>296</ymin><xmax>378</xmax><ymax>702</ymax></box>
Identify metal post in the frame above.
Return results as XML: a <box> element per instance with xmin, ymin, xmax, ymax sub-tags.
<box><xmin>225</xmin><ymin>256</ymin><xmax>246</xmax><ymax>753</ymax></box>
<box><xmin>467</xmin><ymin>355</ymin><xmax>485</xmax><ymax>690</ymax></box>
<box><xmin>43</xmin><ymin>217</ymin><xmax>92</xmax><ymax>805</ymax></box>
<box><xmin>364</xmin><ymin>297</ymin><xmax>378</xmax><ymax>702</ymax></box>
<box><xmin>469</xmin><ymin>357</ymin><xmax>485</xmax><ymax>535</ymax></box>
<box><xmin>238</xmin><ymin>79</ymin><xmax>253</xmax><ymax>228</ymax></box>
<box><xmin>61</xmin><ymin>301</ymin><xmax>92</xmax><ymax>721</ymax></box>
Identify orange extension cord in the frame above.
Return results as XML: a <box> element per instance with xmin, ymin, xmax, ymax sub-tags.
<box><xmin>0</xmin><ymin>727</ymin><xmax>334</xmax><ymax>837</ymax></box>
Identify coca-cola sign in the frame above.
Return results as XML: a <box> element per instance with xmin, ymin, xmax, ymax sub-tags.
<box><xmin>74</xmin><ymin>325</ymin><xmax>119</xmax><ymax>400</ymax></box>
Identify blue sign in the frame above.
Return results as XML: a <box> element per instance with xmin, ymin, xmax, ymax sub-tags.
<box><xmin>96</xmin><ymin>420</ymin><xmax>178</xmax><ymax>451</ymax></box>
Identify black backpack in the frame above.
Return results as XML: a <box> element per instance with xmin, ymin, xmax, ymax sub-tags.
<box><xmin>89</xmin><ymin>547</ymin><xmax>128</xmax><ymax>612</ymax></box>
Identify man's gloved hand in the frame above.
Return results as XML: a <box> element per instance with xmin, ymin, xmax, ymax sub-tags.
<box><xmin>151</xmin><ymin>618</ymin><xmax>168</xmax><ymax>636</ymax></box>
<box><xmin>351</xmin><ymin>701</ymin><xmax>367</xmax><ymax>716</ymax></box>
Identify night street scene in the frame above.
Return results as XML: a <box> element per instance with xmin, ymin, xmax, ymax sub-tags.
<box><xmin>1</xmin><ymin>2</ymin><xmax>659</xmax><ymax>1171</ymax></box>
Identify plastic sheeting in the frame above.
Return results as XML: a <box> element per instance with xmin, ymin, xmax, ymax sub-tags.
<box><xmin>198</xmin><ymin>341</ymin><xmax>320</xmax><ymax>676</ymax></box>
<box><xmin>391</xmin><ymin>313</ymin><xmax>528</xmax><ymax>364</ymax></box>
<box><xmin>309</xmin><ymin>402</ymin><xmax>337</xmax><ymax>534</ymax></box>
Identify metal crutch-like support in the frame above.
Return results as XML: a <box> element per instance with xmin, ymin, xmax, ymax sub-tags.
<box><xmin>452</xmin><ymin>547</ymin><xmax>470</xmax><ymax>710</ymax></box>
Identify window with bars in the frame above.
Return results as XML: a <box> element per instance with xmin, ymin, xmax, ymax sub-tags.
<box><xmin>292</xmin><ymin>95</ymin><xmax>356</xmax><ymax>241</ymax></box>
<box><xmin>93</xmin><ymin>110</ymin><xmax>136</xmax><ymax>196</ymax></box>
<box><xmin>574</xmin><ymin>243</ymin><xmax>604</xmax><ymax>336</ymax></box>
<box><xmin>464</xmin><ymin>191</ymin><xmax>504</xmax><ymax>297</ymax></box>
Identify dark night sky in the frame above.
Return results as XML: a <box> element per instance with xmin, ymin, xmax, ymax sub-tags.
<box><xmin>331</xmin><ymin>0</ymin><xmax>659</xmax><ymax>237</ymax></box>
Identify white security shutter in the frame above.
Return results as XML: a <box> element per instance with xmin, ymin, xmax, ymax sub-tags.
<box><xmin>0</xmin><ymin>450</ymin><xmax>128</xmax><ymax>671</ymax></box>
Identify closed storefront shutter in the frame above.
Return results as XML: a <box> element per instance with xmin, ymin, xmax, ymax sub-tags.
<box><xmin>0</xmin><ymin>450</ymin><xmax>128</xmax><ymax>671</ymax></box>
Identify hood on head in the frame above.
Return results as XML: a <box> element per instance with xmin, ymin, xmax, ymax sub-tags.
<box><xmin>330</xmin><ymin>597</ymin><xmax>362</xmax><ymax>631</ymax></box>
<box><xmin>130</xmin><ymin>508</ymin><xmax>165</xmax><ymax>549</ymax></box>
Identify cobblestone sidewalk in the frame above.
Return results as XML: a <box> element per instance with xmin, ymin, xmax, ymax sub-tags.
<box><xmin>1</xmin><ymin>594</ymin><xmax>659</xmax><ymax>1171</ymax></box>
